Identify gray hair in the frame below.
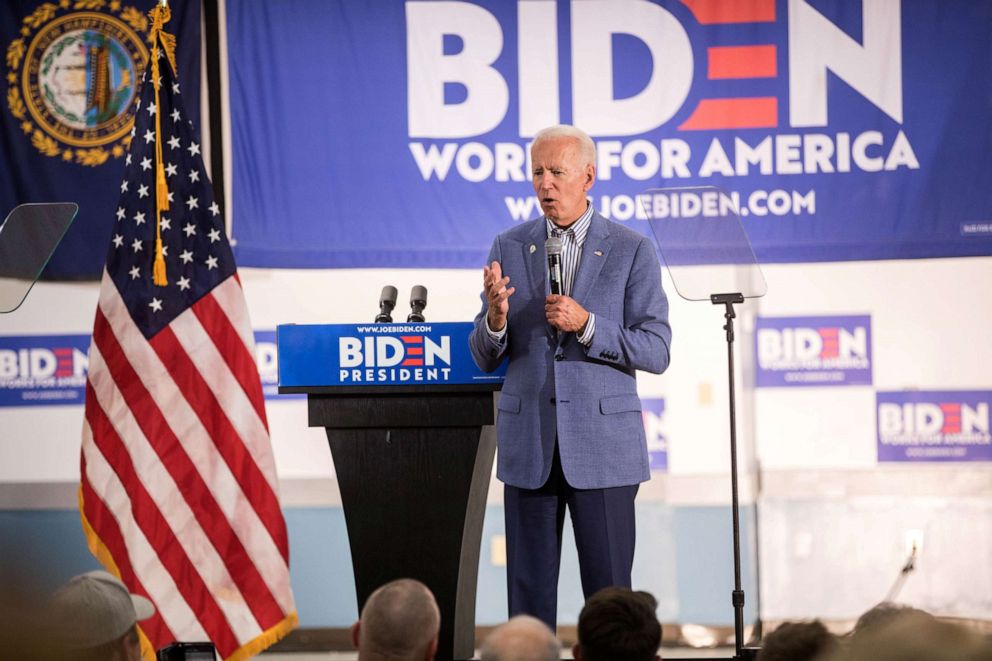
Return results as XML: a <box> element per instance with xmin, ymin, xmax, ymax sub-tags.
<box><xmin>480</xmin><ymin>615</ymin><xmax>561</xmax><ymax>661</ymax></box>
<box><xmin>532</xmin><ymin>125</ymin><xmax>596</xmax><ymax>168</ymax></box>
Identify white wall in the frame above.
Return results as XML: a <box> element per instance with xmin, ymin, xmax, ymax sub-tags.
<box><xmin>1</xmin><ymin>255</ymin><xmax>990</xmax><ymax>621</ymax></box>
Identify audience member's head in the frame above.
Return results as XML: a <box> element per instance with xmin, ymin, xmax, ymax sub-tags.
<box><xmin>479</xmin><ymin>615</ymin><xmax>561</xmax><ymax>661</ymax></box>
<box><xmin>351</xmin><ymin>578</ymin><xmax>441</xmax><ymax>661</ymax></box>
<box><xmin>574</xmin><ymin>587</ymin><xmax>662</xmax><ymax>661</ymax></box>
<box><xmin>756</xmin><ymin>620</ymin><xmax>838</xmax><ymax>661</ymax></box>
<box><xmin>832</xmin><ymin>609</ymin><xmax>992</xmax><ymax>661</ymax></box>
<box><xmin>47</xmin><ymin>570</ymin><xmax>155</xmax><ymax>661</ymax></box>
<box><xmin>849</xmin><ymin>601</ymin><xmax>934</xmax><ymax>641</ymax></box>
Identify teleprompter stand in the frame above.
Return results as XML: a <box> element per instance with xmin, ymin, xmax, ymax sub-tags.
<box><xmin>712</xmin><ymin>292</ymin><xmax>759</xmax><ymax>661</ymax></box>
<box><xmin>642</xmin><ymin>186</ymin><xmax>767</xmax><ymax>661</ymax></box>
<box><xmin>0</xmin><ymin>203</ymin><xmax>77</xmax><ymax>314</ymax></box>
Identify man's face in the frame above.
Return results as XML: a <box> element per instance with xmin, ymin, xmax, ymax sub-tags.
<box><xmin>531</xmin><ymin>136</ymin><xmax>595</xmax><ymax>226</ymax></box>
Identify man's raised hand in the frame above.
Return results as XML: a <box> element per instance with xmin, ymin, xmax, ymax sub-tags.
<box><xmin>483</xmin><ymin>261</ymin><xmax>515</xmax><ymax>331</ymax></box>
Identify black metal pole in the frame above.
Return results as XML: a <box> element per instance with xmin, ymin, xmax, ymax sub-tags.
<box><xmin>710</xmin><ymin>293</ymin><xmax>754</xmax><ymax>661</ymax></box>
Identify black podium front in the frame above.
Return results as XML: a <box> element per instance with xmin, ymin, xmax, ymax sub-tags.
<box><xmin>283</xmin><ymin>381</ymin><xmax>499</xmax><ymax>660</ymax></box>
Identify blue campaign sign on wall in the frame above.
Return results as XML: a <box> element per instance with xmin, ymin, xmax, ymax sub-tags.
<box><xmin>0</xmin><ymin>331</ymin><xmax>296</xmax><ymax>406</ymax></box>
<box><xmin>277</xmin><ymin>322</ymin><xmax>506</xmax><ymax>388</ymax></box>
<box><xmin>877</xmin><ymin>391</ymin><xmax>992</xmax><ymax>463</ymax></box>
<box><xmin>641</xmin><ymin>396</ymin><xmax>668</xmax><ymax>471</ymax></box>
<box><xmin>754</xmin><ymin>315</ymin><xmax>872</xmax><ymax>387</ymax></box>
<box><xmin>252</xmin><ymin>330</ymin><xmax>303</xmax><ymax>400</ymax></box>
<box><xmin>227</xmin><ymin>0</ymin><xmax>992</xmax><ymax>268</ymax></box>
<box><xmin>0</xmin><ymin>334</ymin><xmax>90</xmax><ymax>406</ymax></box>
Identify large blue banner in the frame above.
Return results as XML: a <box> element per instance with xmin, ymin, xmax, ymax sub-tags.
<box><xmin>0</xmin><ymin>0</ymin><xmax>201</xmax><ymax>278</ymax></box>
<box><xmin>227</xmin><ymin>0</ymin><xmax>992</xmax><ymax>268</ymax></box>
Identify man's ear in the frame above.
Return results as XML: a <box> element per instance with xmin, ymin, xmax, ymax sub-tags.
<box><xmin>583</xmin><ymin>164</ymin><xmax>596</xmax><ymax>191</ymax></box>
<box><xmin>572</xmin><ymin>643</ymin><xmax>582</xmax><ymax>660</ymax></box>
<box><xmin>425</xmin><ymin>636</ymin><xmax>439</xmax><ymax>660</ymax></box>
<box><xmin>350</xmin><ymin>620</ymin><xmax>361</xmax><ymax>650</ymax></box>
<box><xmin>123</xmin><ymin>628</ymin><xmax>144</xmax><ymax>661</ymax></box>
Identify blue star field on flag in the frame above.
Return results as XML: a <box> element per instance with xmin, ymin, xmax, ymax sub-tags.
<box><xmin>108</xmin><ymin>50</ymin><xmax>233</xmax><ymax>339</ymax></box>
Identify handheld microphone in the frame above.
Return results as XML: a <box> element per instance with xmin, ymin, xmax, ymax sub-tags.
<box><xmin>408</xmin><ymin>285</ymin><xmax>427</xmax><ymax>322</ymax></box>
<box><xmin>375</xmin><ymin>285</ymin><xmax>397</xmax><ymax>323</ymax></box>
<box><xmin>545</xmin><ymin>236</ymin><xmax>563</xmax><ymax>295</ymax></box>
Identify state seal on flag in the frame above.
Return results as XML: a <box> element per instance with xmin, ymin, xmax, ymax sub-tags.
<box><xmin>5</xmin><ymin>2</ymin><xmax>149</xmax><ymax>167</ymax></box>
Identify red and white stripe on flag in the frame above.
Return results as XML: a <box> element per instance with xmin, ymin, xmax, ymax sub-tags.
<box><xmin>81</xmin><ymin>273</ymin><xmax>297</xmax><ymax>660</ymax></box>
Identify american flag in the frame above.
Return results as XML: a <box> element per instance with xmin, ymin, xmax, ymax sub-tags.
<box><xmin>80</xmin><ymin>8</ymin><xmax>297</xmax><ymax>659</ymax></box>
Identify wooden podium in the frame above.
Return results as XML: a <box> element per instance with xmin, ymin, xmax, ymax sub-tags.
<box><xmin>278</xmin><ymin>323</ymin><xmax>504</xmax><ymax>660</ymax></box>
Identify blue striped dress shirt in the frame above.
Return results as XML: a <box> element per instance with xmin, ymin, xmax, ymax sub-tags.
<box><xmin>488</xmin><ymin>201</ymin><xmax>596</xmax><ymax>345</ymax></box>
<box><xmin>546</xmin><ymin>203</ymin><xmax>596</xmax><ymax>345</ymax></box>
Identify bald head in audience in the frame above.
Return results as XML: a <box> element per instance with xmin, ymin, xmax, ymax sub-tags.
<box><xmin>351</xmin><ymin>579</ymin><xmax>440</xmax><ymax>661</ymax></box>
<box><xmin>480</xmin><ymin>615</ymin><xmax>561</xmax><ymax>661</ymax></box>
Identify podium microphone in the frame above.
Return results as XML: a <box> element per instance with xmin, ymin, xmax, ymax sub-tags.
<box><xmin>408</xmin><ymin>285</ymin><xmax>427</xmax><ymax>322</ymax></box>
<box><xmin>375</xmin><ymin>285</ymin><xmax>397</xmax><ymax>323</ymax></box>
<box><xmin>545</xmin><ymin>236</ymin><xmax>563</xmax><ymax>295</ymax></box>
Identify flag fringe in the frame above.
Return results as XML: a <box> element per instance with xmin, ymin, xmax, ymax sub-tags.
<box><xmin>225</xmin><ymin>611</ymin><xmax>300</xmax><ymax>661</ymax></box>
<box><xmin>78</xmin><ymin>487</ymin><xmax>158</xmax><ymax>661</ymax></box>
<box><xmin>78</xmin><ymin>485</ymin><xmax>120</xmax><ymax>574</ymax></box>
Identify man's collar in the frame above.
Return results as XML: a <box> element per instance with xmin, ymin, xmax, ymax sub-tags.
<box><xmin>545</xmin><ymin>200</ymin><xmax>593</xmax><ymax>236</ymax></box>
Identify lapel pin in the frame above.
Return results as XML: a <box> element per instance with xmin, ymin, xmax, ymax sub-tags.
<box><xmin>594</xmin><ymin>249</ymin><xmax>603</xmax><ymax>256</ymax></box>
<box><xmin>529</xmin><ymin>244</ymin><xmax>536</xmax><ymax>253</ymax></box>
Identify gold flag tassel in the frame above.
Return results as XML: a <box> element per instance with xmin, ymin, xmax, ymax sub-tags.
<box><xmin>149</xmin><ymin>2</ymin><xmax>177</xmax><ymax>287</ymax></box>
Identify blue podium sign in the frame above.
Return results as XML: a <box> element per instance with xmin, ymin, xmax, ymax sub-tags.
<box><xmin>277</xmin><ymin>322</ymin><xmax>505</xmax><ymax>390</ymax></box>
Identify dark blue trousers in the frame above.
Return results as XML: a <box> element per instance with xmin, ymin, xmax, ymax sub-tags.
<box><xmin>503</xmin><ymin>445</ymin><xmax>638</xmax><ymax>630</ymax></box>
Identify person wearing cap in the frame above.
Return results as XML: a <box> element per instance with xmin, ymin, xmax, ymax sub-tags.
<box><xmin>48</xmin><ymin>569</ymin><xmax>156</xmax><ymax>661</ymax></box>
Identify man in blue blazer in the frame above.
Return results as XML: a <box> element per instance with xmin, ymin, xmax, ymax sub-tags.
<box><xmin>470</xmin><ymin>125</ymin><xmax>672</xmax><ymax>629</ymax></box>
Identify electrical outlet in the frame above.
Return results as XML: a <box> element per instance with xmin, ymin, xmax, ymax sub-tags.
<box><xmin>491</xmin><ymin>534</ymin><xmax>507</xmax><ymax>567</ymax></box>
<box><xmin>905</xmin><ymin>529</ymin><xmax>924</xmax><ymax>556</ymax></box>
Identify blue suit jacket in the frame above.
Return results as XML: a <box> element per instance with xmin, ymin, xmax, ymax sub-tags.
<box><xmin>470</xmin><ymin>211</ymin><xmax>671</xmax><ymax>490</ymax></box>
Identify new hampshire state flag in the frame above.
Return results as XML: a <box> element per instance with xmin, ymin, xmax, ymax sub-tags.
<box><xmin>0</xmin><ymin>0</ymin><xmax>201</xmax><ymax>278</ymax></box>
